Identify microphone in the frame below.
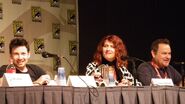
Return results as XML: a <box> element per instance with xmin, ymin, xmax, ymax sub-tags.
<box><xmin>42</xmin><ymin>51</ymin><xmax>58</xmax><ymax>58</ymax></box>
<box><xmin>42</xmin><ymin>51</ymin><xmax>61</xmax><ymax>71</ymax></box>
<box><xmin>121</xmin><ymin>56</ymin><xmax>145</xmax><ymax>62</ymax></box>
<box><xmin>121</xmin><ymin>56</ymin><xmax>130</xmax><ymax>60</ymax></box>
<box><xmin>41</xmin><ymin>51</ymin><xmax>77</xmax><ymax>75</ymax></box>
<box><xmin>173</xmin><ymin>61</ymin><xmax>185</xmax><ymax>65</ymax></box>
<box><xmin>121</xmin><ymin>56</ymin><xmax>145</xmax><ymax>86</ymax></box>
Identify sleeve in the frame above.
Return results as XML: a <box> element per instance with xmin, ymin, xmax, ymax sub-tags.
<box><xmin>85</xmin><ymin>62</ymin><xmax>97</xmax><ymax>75</ymax></box>
<box><xmin>120</xmin><ymin>66</ymin><xmax>142</xmax><ymax>86</ymax></box>
<box><xmin>32</xmin><ymin>64</ymin><xmax>46</xmax><ymax>75</ymax></box>
<box><xmin>137</xmin><ymin>62</ymin><xmax>153</xmax><ymax>86</ymax></box>
<box><xmin>27</xmin><ymin>64</ymin><xmax>46</xmax><ymax>81</ymax></box>
<box><xmin>169</xmin><ymin>65</ymin><xmax>182</xmax><ymax>85</ymax></box>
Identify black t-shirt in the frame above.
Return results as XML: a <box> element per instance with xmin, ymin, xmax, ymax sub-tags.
<box><xmin>0</xmin><ymin>64</ymin><xmax>46</xmax><ymax>81</ymax></box>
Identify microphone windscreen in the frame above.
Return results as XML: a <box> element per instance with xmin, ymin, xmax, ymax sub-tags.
<box><xmin>121</xmin><ymin>56</ymin><xmax>129</xmax><ymax>61</ymax></box>
<box><xmin>42</xmin><ymin>52</ymin><xmax>49</xmax><ymax>58</ymax></box>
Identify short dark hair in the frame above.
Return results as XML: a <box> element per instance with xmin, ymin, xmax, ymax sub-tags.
<box><xmin>9</xmin><ymin>38</ymin><xmax>30</xmax><ymax>54</ymax></box>
<box><xmin>151</xmin><ymin>38</ymin><xmax>170</xmax><ymax>53</ymax></box>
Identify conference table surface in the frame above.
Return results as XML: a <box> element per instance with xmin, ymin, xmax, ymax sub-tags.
<box><xmin>0</xmin><ymin>86</ymin><xmax>185</xmax><ymax>104</ymax></box>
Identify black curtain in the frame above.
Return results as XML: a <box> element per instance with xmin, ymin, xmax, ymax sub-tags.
<box><xmin>78</xmin><ymin>0</ymin><xmax>185</xmax><ymax>75</ymax></box>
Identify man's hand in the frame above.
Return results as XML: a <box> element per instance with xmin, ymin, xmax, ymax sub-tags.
<box><xmin>33</xmin><ymin>74</ymin><xmax>51</xmax><ymax>85</ymax></box>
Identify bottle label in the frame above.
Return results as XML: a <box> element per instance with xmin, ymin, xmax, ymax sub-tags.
<box><xmin>6</xmin><ymin>64</ymin><xmax>16</xmax><ymax>73</ymax></box>
<box><xmin>6</xmin><ymin>68</ymin><xmax>16</xmax><ymax>73</ymax></box>
<box><xmin>57</xmin><ymin>67</ymin><xmax>66</xmax><ymax>86</ymax></box>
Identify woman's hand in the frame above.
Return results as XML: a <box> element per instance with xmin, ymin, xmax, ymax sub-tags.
<box><xmin>118</xmin><ymin>79</ymin><xmax>132</xmax><ymax>86</ymax></box>
<box><xmin>93</xmin><ymin>72</ymin><xmax>103</xmax><ymax>82</ymax></box>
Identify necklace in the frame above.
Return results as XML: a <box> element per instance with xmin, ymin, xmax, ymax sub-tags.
<box><xmin>151</xmin><ymin>61</ymin><xmax>168</xmax><ymax>78</ymax></box>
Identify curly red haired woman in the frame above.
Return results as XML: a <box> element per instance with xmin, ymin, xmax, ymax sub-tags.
<box><xmin>86</xmin><ymin>35</ymin><xmax>142</xmax><ymax>87</ymax></box>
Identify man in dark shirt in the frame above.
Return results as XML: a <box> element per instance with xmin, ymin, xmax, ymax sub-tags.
<box><xmin>0</xmin><ymin>38</ymin><xmax>50</xmax><ymax>85</ymax></box>
<box><xmin>137</xmin><ymin>38</ymin><xmax>182</xmax><ymax>86</ymax></box>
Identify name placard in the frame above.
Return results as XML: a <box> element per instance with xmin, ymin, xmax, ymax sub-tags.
<box><xmin>67</xmin><ymin>76</ymin><xmax>97</xmax><ymax>87</ymax></box>
<box><xmin>1</xmin><ymin>73</ymin><xmax>33</xmax><ymax>87</ymax></box>
<box><xmin>151</xmin><ymin>78</ymin><xmax>174</xmax><ymax>86</ymax></box>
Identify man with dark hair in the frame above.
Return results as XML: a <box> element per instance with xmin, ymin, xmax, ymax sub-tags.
<box><xmin>137</xmin><ymin>38</ymin><xmax>182</xmax><ymax>86</ymax></box>
<box><xmin>0</xmin><ymin>38</ymin><xmax>50</xmax><ymax>85</ymax></box>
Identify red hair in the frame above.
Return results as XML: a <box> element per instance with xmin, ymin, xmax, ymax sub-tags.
<box><xmin>93</xmin><ymin>35</ymin><xmax>128</xmax><ymax>68</ymax></box>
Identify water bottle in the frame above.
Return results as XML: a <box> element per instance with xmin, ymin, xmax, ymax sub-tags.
<box><xmin>109</xmin><ymin>72</ymin><xmax>115</xmax><ymax>87</ymax></box>
<box><xmin>6</xmin><ymin>64</ymin><xmax>16</xmax><ymax>73</ymax></box>
<box><xmin>102</xmin><ymin>65</ymin><xmax>109</xmax><ymax>86</ymax></box>
<box><xmin>57</xmin><ymin>67</ymin><xmax>66</xmax><ymax>86</ymax></box>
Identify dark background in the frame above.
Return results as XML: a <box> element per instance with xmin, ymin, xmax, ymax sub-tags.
<box><xmin>78</xmin><ymin>0</ymin><xmax>185</xmax><ymax>75</ymax></box>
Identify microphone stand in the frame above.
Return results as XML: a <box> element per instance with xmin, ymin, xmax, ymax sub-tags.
<box><xmin>41</xmin><ymin>51</ymin><xmax>76</xmax><ymax>75</ymax></box>
<box><xmin>130</xmin><ymin>60</ymin><xmax>137</xmax><ymax>86</ymax></box>
<box><xmin>122</xmin><ymin>56</ymin><xmax>145</xmax><ymax>86</ymax></box>
<box><xmin>62</xmin><ymin>56</ymin><xmax>77</xmax><ymax>75</ymax></box>
<box><xmin>173</xmin><ymin>61</ymin><xmax>185</xmax><ymax>86</ymax></box>
<box><xmin>54</xmin><ymin>56</ymin><xmax>61</xmax><ymax>71</ymax></box>
<box><xmin>180</xmin><ymin>62</ymin><xmax>185</xmax><ymax>86</ymax></box>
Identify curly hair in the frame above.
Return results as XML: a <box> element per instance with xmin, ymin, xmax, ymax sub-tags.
<box><xmin>93</xmin><ymin>35</ymin><xmax>128</xmax><ymax>68</ymax></box>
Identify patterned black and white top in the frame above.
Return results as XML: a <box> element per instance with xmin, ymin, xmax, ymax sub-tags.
<box><xmin>86</xmin><ymin>62</ymin><xmax>142</xmax><ymax>86</ymax></box>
